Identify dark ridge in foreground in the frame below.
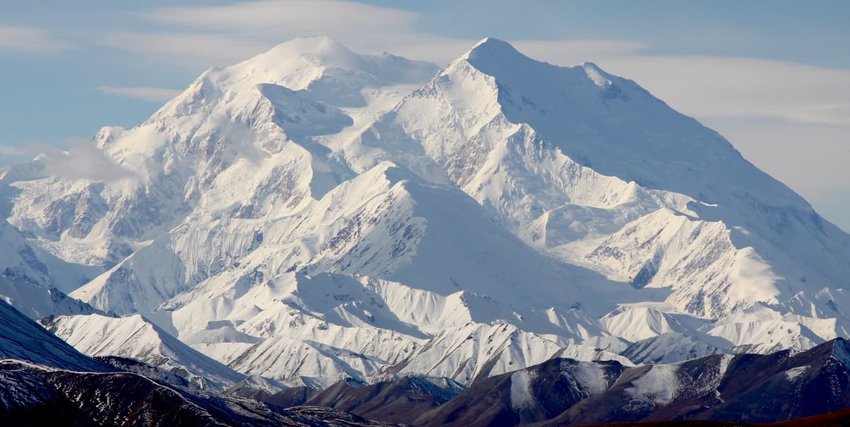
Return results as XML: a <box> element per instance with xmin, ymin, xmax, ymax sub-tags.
<box><xmin>290</xmin><ymin>376</ymin><xmax>465</xmax><ymax>423</ymax></box>
<box><xmin>0</xmin><ymin>360</ymin><xmax>391</xmax><ymax>426</ymax></box>
<box><xmin>585</xmin><ymin>406</ymin><xmax>850</xmax><ymax>426</ymax></box>
<box><xmin>285</xmin><ymin>338</ymin><xmax>850</xmax><ymax>426</ymax></box>
<box><xmin>0</xmin><ymin>300</ymin><xmax>387</xmax><ymax>426</ymax></box>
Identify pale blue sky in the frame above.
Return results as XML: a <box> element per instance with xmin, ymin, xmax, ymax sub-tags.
<box><xmin>1</xmin><ymin>0</ymin><xmax>848</xmax><ymax>230</ymax></box>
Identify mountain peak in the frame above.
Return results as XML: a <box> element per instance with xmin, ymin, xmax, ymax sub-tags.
<box><xmin>462</xmin><ymin>37</ymin><xmax>529</xmax><ymax>65</ymax></box>
<box><xmin>460</xmin><ymin>39</ymin><xmax>614</xmax><ymax>89</ymax></box>
<box><xmin>219</xmin><ymin>35</ymin><xmax>437</xmax><ymax>95</ymax></box>
<box><xmin>253</xmin><ymin>35</ymin><xmax>359</xmax><ymax>68</ymax></box>
<box><xmin>469</xmin><ymin>37</ymin><xmax>514</xmax><ymax>51</ymax></box>
<box><xmin>581</xmin><ymin>62</ymin><xmax>613</xmax><ymax>87</ymax></box>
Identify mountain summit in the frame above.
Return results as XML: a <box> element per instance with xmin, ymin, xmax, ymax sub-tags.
<box><xmin>1</xmin><ymin>37</ymin><xmax>849</xmax><ymax>387</ymax></box>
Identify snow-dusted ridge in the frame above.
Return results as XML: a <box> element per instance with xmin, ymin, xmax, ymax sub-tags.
<box><xmin>1</xmin><ymin>36</ymin><xmax>849</xmax><ymax>387</ymax></box>
<box><xmin>44</xmin><ymin>313</ymin><xmax>245</xmax><ymax>390</ymax></box>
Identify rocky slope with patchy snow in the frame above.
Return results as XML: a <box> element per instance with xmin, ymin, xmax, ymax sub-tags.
<box><xmin>338</xmin><ymin>339</ymin><xmax>850</xmax><ymax>425</ymax></box>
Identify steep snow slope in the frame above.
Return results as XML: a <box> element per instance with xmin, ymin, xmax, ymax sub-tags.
<box><xmin>0</xmin><ymin>195</ymin><xmax>100</xmax><ymax>319</ymax></box>
<box><xmin>0</xmin><ymin>220</ymin><xmax>100</xmax><ymax>296</ymax></box>
<box><xmin>0</xmin><ymin>275</ymin><xmax>94</xmax><ymax>322</ymax></box>
<box><xmin>44</xmin><ymin>313</ymin><xmax>245</xmax><ymax>390</ymax></box>
<box><xmin>0</xmin><ymin>300</ymin><xmax>102</xmax><ymax>372</ymax></box>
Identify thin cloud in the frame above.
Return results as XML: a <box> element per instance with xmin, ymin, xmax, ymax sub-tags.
<box><xmin>513</xmin><ymin>48</ymin><xmax>850</xmax><ymax>128</ymax></box>
<box><xmin>37</xmin><ymin>140</ymin><xmax>138</xmax><ymax>183</ymax></box>
<box><xmin>0</xmin><ymin>146</ymin><xmax>29</xmax><ymax>156</ymax></box>
<box><xmin>121</xmin><ymin>0</ymin><xmax>648</xmax><ymax>66</ymax></box>
<box><xmin>96</xmin><ymin>31</ymin><xmax>271</xmax><ymax>68</ymax></box>
<box><xmin>513</xmin><ymin>39</ymin><xmax>648</xmax><ymax>65</ymax></box>
<box><xmin>98</xmin><ymin>86</ymin><xmax>182</xmax><ymax>102</ymax></box>
<box><xmin>108</xmin><ymin>0</ymin><xmax>418</xmax><ymax>66</ymax></box>
<box><xmin>142</xmin><ymin>0</ymin><xmax>416</xmax><ymax>38</ymax></box>
<box><xmin>588</xmin><ymin>55</ymin><xmax>850</xmax><ymax>128</ymax></box>
<box><xmin>0</xmin><ymin>26</ymin><xmax>69</xmax><ymax>51</ymax></box>
<box><xmin>123</xmin><ymin>0</ymin><xmax>439</xmax><ymax>66</ymax></box>
<box><xmin>0</xmin><ymin>146</ymin><xmax>33</xmax><ymax>168</ymax></box>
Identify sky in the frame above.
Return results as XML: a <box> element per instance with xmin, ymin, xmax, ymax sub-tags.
<box><xmin>0</xmin><ymin>0</ymin><xmax>848</xmax><ymax>231</ymax></box>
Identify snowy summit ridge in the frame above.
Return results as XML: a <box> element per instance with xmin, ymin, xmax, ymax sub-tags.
<box><xmin>1</xmin><ymin>36</ymin><xmax>849</xmax><ymax>388</ymax></box>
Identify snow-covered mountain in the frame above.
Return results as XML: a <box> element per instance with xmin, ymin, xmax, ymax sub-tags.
<box><xmin>2</xmin><ymin>36</ymin><xmax>850</xmax><ymax>388</ymax></box>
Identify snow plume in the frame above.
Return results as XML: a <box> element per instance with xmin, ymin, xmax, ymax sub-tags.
<box><xmin>510</xmin><ymin>370</ymin><xmax>538</xmax><ymax>410</ymax></box>
<box><xmin>628</xmin><ymin>365</ymin><xmax>679</xmax><ymax>405</ymax></box>
<box><xmin>37</xmin><ymin>139</ymin><xmax>138</xmax><ymax>183</ymax></box>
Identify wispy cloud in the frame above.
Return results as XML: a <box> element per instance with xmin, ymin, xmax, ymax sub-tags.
<box><xmin>93</xmin><ymin>0</ymin><xmax>419</xmax><ymax>67</ymax></box>
<box><xmin>97</xmin><ymin>0</ymin><xmax>649</xmax><ymax>67</ymax></box>
<box><xmin>0</xmin><ymin>146</ymin><xmax>29</xmax><ymax>156</ymax></box>
<box><xmin>0</xmin><ymin>26</ymin><xmax>69</xmax><ymax>51</ymax></box>
<box><xmin>1</xmin><ymin>140</ymin><xmax>137</xmax><ymax>183</ymax></box>
<box><xmin>96</xmin><ymin>32</ymin><xmax>271</xmax><ymax>67</ymax></box>
<box><xmin>142</xmin><ymin>0</ymin><xmax>416</xmax><ymax>39</ymax></box>
<box><xmin>36</xmin><ymin>140</ymin><xmax>137</xmax><ymax>183</ymax></box>
<box><xmin>0</xmin><ymin>145</ymin><xmax>33</xmax><ymax>168</ymax></box>
<box><xmin>0</xmin><ymin>139</ymin><xmax>138</xmax><ymax>182</ymax></box>
<box><xmin>98</xmin><ymin>86</ymin><xmax>181</xmax><ymax>102</ymax></box>
<box><xmin>586</xmin><ymin>55</ymin><xmax>850</xmax><ymax>127</ymax></box>
<box><xmin>513</xmin><ymin>40</ymin><xmax>648</xmax><ymax>65</ymax></box>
